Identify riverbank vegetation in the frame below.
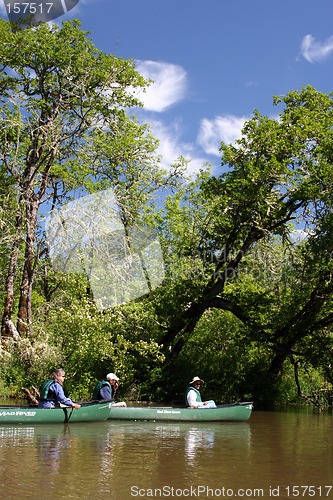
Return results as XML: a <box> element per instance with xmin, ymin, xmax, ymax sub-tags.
<box><xmin>1</xmin><ymin>20</ymin><xmax>332</xmax><ymax>409</ymax></box>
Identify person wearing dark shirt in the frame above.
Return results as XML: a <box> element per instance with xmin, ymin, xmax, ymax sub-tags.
<box><xmin>93</xmin><ymin>372</ymin><xmax>126</xmax><ymax>407</ymax></box>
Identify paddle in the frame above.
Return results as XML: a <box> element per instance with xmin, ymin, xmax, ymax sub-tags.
<box><xmin>59</xmin><ymin>404</ymin><xmax>74</xmax><ymax>423</ymax></box>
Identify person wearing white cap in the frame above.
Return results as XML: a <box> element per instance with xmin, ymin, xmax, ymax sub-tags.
<box><xmin>185</xmin><ymin>376</ymin><xmax>216</xmax><ymax>409</ymax></box>
<box><xmin>93</xmin><ymin>372</ymin><xmax>126</xmax><ymax>407</ymax></box>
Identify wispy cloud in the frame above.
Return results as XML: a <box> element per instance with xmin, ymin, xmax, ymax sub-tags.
<box><xmin>134</xmin><ymin>60</ymin><xmax>187</xmax><ymax>112</ymax></box>
<box><xmin>197</xmin><ymin>115</ymin><xmax>247</xmax><ymax>156</ymax></box>
<box><xmin>131</xmin><ymin>60</ymin><xmax>209</xmax><ymax>174</ymax></box>
<box><xmin>144</xmin><ymin>117</ymin><xmax>207</xmax><ymax>176</ymax></box>
<box><xmin>132</xmin><ymin>60</ymin><xmax>207</xmax><ymax>174</ymax></box>
<box><xmin>132</xmin><ymin>61</ymin><xmax>247</xmax><ymax>172</ymax></box>
<box><xmin>301</xmin><ymin>34</ymin><xmax>333</xmax><ymax>63</ymax></box>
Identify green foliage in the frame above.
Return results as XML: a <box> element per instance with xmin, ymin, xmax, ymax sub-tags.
<box><xmin>30</xmin><ymin>288</ymin><xmax>166</xmax><ymax>400</ymax></box>
<box><xmin>0</xmin><ymin>17</ymin><xmax>152</xmax><ymax>338</ymax></box>
<box><xmin>0</xmin><ymin>337</ymin><xmax>62</xmax><ymax>398</ymax></box>
<box><xmin>1</xmin><ymin>41</ymin><xmax>333</xmax><ymax>413</ymax></box>
<box><xmin>167</xmin><ymin>308</ymin><xmax>267</xmax><ymax>403</ymax></box>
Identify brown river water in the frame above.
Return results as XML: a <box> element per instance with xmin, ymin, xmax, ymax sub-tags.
<box><xmin>0</xmin><ymin>408</ymin><xmax>332</xmax><ymax>500</ymax></box>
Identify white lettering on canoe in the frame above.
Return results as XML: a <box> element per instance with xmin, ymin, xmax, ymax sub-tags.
<box><xmin>156</xmin><ymin>410</ymin><xmax>181</xmax><ymax>415</ymax></box>
<box><xmin>0</xmin><ymin>411</ymin><xmax>36</xmax><ymax>417</ymax></box>
<box><xmin>15</xmin><ymin>411</ymin><xmax>36</xmax><ymax>416</ymax></box>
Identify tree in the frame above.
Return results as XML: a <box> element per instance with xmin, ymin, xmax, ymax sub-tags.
<box><xmin>86</xmin><ymin>117</ymin><xmax>186</xmax><ymax>225</ymax></box>
<box><xmin>0</xmin><ymin>19</ymin><xmax>147</xmax><ymax>338</ymax></box>
<box><xmin>159</xmin><ymin>86</ymin><xmax>333</xmax><ymax>383</ymax></box>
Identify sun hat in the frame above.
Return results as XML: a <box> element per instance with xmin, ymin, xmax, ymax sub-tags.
<box><xmin>189</xmin><ymin>376</ymin><xmax>204</xmax><ymax>385</ymax></box>
<box><xmin>106</xmin><ymin>373</ymin><xmax>119</xmax><ymax>381</ymax></box>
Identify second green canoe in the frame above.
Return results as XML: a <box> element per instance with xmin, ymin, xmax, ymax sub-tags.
<box><xmin>108</xmin><ymin>402</ymin><xmax>253</xmax><ymax>422</ymax></box>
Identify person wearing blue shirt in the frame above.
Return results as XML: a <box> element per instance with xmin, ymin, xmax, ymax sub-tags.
<box><xmin>38</xmin><ymin>368</ymin><xmax>81</xmax><ymax>409</ymax></box>
<box><xmin>93</xmin><ymin>372</ymin><xmax>126</xmax><ymax>407</ymax></box>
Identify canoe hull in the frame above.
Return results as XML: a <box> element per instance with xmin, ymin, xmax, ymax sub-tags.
<box><xmin>0</xmin><ymin>401</ymin><xmax>111</xmax><ymax>424</ymax></box>
<box><xmin>108</xmin><ymin>402</ymin><xmax>253</xmax><ymax>422</ymax></box>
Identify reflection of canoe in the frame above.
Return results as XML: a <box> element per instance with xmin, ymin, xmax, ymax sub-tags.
<box><xmin>0</xmin><ymin>422</ymin><xmax>111</xmax><ymax>444</ymax></box>
<box><xmin>0</xmin><ymin>401</ymin><xmax>111</xmax><ymax>424</ymax></box>
<box><xmin>108</xmin><ymin>402</ymin><xmax>253</xmax><ymax>422</ymax></box>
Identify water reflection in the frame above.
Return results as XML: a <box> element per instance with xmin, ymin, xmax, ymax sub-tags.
<box><xmin>0</xmin><ymin>422</ymin><xmax>115</xmax><ymax>500</ymax></box>
<box><xmin>185</xmin><ymin>427</ymin><xmax>218</xmax><ymax>461</ymax></box>
<box><xmin>38</xmin><ymin>427</ymin><xmax>73</xmax><ymax>476</ymax></box>
<box><xmin>184</xmin><ymin>423</ymin><xmax>250</xmax><ymax>464</ymax></box>
<box><xmin>0</xmin><ymin>412</ymin><xmax>332</xmax><ymax>500</ymax></box>
<box><xmin>98</xmin><ymin>421</ymin><xmax>253</xmax><ymax>488</ymax></box>
<box><xmin>0</xmin><ymin>425</ymin><xmax>35</xmax><ymax>445</ymax></box>
<box><xmin>0</xmin><ymin>420</ymin><xmax>252</xmax><ymax>495</ymax></box>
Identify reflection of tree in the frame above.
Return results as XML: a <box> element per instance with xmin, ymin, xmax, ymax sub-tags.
<box><xmin>38</xmin><ymin>427</ymin><xmax>73</xmax><ymax>476</ymax></box>
<box><xmin>0</xmin><ymin>420</ymin><xmax>256</xmax><ymax>497</ymax></box>
<box><xmin>97</xmin><ymin>429</ymin><xmax>115</xmax><ymax>480</ymax></box>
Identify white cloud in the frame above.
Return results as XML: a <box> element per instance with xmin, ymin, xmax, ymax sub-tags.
<box><xmin>134</xmin><ymin>60</ymin><xmax>187</xmax><ymax>112</ymax></box>
<box><xmin>301</xmin><ymin>34</ymin><xmax>333</xmax><ymax>63</ymax></box>
<box><xmin>290</xmin><ymin>229</ymin><xmax>308</xmax><ymax>242</ymax></box>
<box><xmin>130</xmin><ymin>60</ymin><xmax>209</xmax><ymax>175</ymax></box>
<box><xmin>145</xmin><ymin>118</ymin><xmax>207</xmax><ymax>176</ymax></box>
<box><xmin>197</xmin><ymin>115</ymin><xmax>247</xmax><ymax>156</ymax></box>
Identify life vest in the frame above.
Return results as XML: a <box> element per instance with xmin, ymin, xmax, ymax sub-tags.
<box><xmin>185</xmin><ymin>386</ymin><xmax>202</xmax><ymax>407</ymax></box>
<box><xmin>39</xmin><ymin>379</ymin><xmax>56</xmax><ymax>401</ymax></box>
<box><xmin>93</xmin><ymin>380</ymin><xmax>113</xmax><ymax>400</ymax></box>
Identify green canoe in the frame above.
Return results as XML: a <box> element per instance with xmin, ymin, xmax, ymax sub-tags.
<box><xmin>0</xmin><ymin>401</ymin><xmax>111</xmax><ymax>425</ymax></box>
<box><xmin>108</xmin><ymin>402</ymin><xmax>253</xmax><ymax>422</ymax></box>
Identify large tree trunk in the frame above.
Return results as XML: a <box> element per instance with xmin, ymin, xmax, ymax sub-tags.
<box><xmin>1</xmin><ymin>209</ymin><xmax>24</xmax><ymax>340</ymax></box>
<box><xmin>2</xmin><ymin>168</ymin><xmax>51</xmax><ymax>338</ymax></box>
<box><xmin>161</xmin><ymin>227</ymin><xmax>262</xmax><ymax>356</ymax></box>
<box><xmin>268</xmin><ymin>349</ymin><xmax>291</xmax><ymax>376</ymax></box>
<box><xmin>17</xmin><ymin>194</ymin><xmax>40</xmax><ymax>335</ymax></box>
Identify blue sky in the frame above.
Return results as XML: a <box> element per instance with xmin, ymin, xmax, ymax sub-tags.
<box><xmin>2</xmin><ymin>0</ymin><xmax>333</xmax><ymax>176</ymax></box>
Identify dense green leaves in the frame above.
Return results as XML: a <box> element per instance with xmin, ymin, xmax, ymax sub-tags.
<box><xmin>0</xmin><ymin>21</ymin><xmax>332</xmax><ymax>409</ymax></box>
<box><xmin>155</xmin><ymin>86</ymin><xmax>333</xmax><ymax>405</ymax></box>
<box><xmin>0</xmin><ymin>18</ymin><xmax>152</xmax><ymax>337</ymax></box>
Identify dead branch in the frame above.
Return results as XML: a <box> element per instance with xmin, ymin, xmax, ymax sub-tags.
<box><xmin>21</xmin><ymin>387</ymin><xmax>38</xmax><ymax>406</ymax></box>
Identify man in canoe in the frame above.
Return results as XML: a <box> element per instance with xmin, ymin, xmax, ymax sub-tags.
<box><xmin>185</xmin><ymin>376</ymin><xmax>216</xmax><ymax>409</ymax></box>
<box><xmin>38</xmin><ymin>368</ymin><xmax>81</xmax><ymax>409</ymax></box>
<box><xmin>93</xmin><ymin>372</ymin><xmax>127</xmax><ymax>407</ymax></box>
